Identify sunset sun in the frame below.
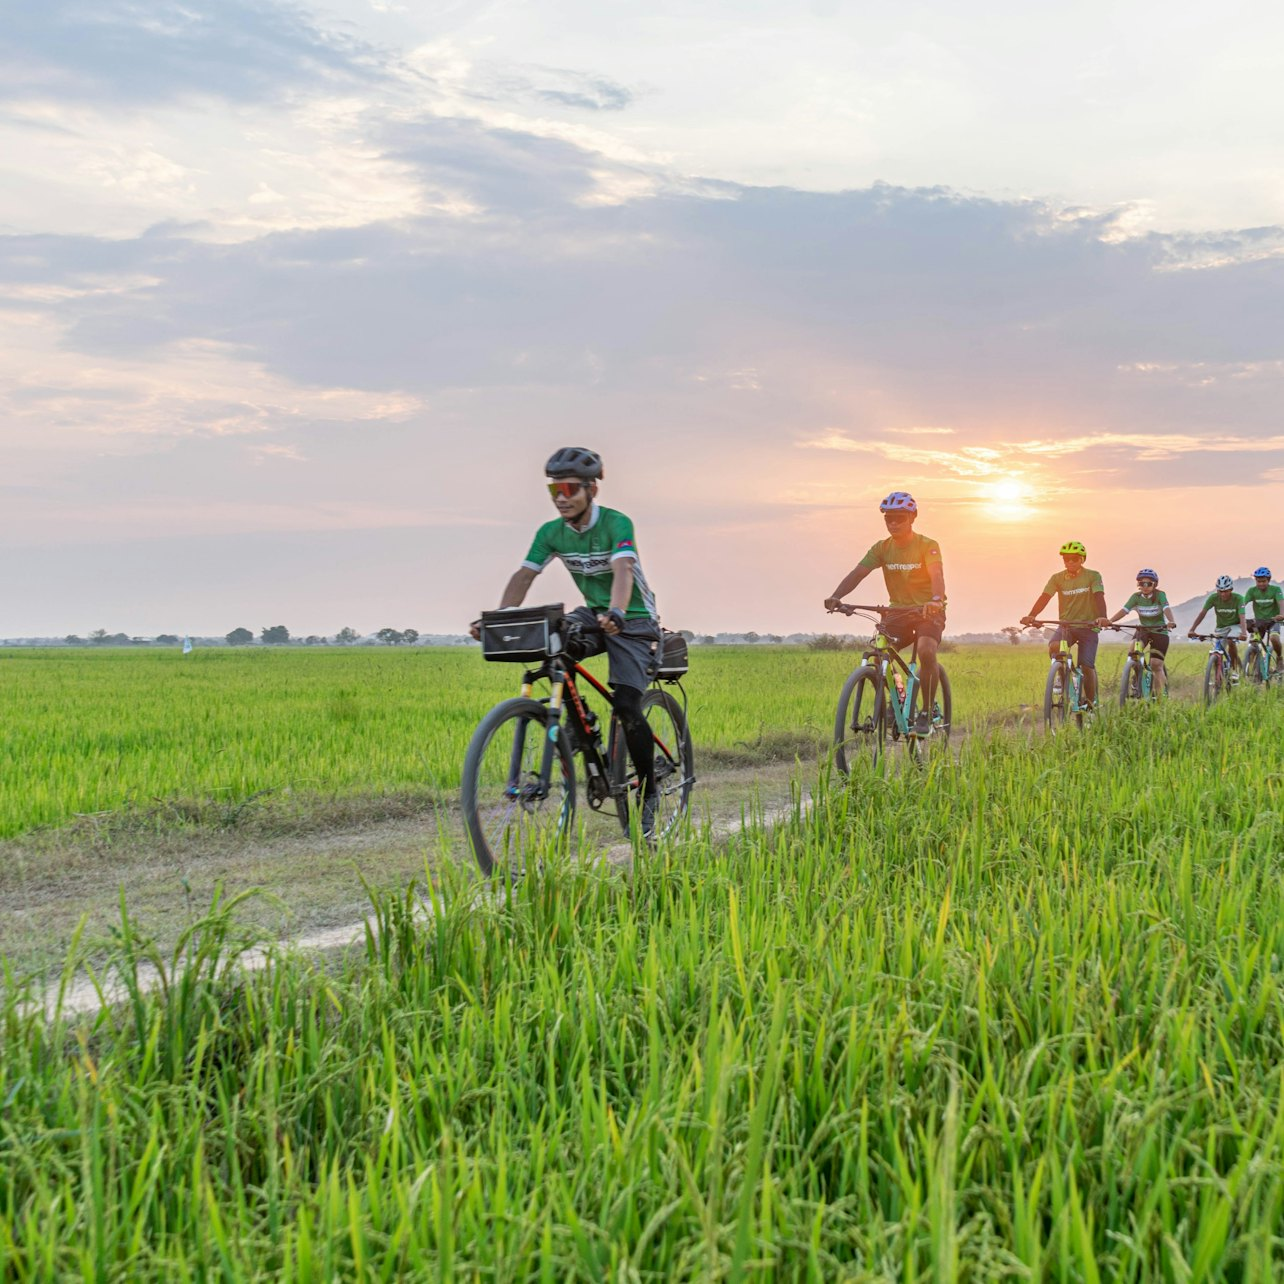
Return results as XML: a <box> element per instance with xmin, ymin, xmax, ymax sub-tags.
<box><xmin>980</xmin><ymin>475</ymin><xmax>1037</xmax><ymax>520</ymax></box>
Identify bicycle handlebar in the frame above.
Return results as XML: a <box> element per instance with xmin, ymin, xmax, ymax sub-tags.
<box><xmin>1023</xmin><ymin>619</ymin><xmax>1101</xmax><ymax>629</ymax></box>
<box><xmin>827</xmin><ymin>603</ymin><xmax>930</xmax><ymax>617</ymax></box>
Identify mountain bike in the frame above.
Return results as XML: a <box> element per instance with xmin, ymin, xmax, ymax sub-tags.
<box><xmin>462</xmin><ymin>605</ymin><xmax>694</xmax><ymax>876</ymax></box>
<box><xmin>1242</xmin><ymin>623</ymin><xmax>1282</xmax><ymax>686</ymax></box>
<box><xmin>1190</xmin><ymin>633</ymin><xmax>1242</xmax><ymax>704</ymax></box>
<box><xmin>828</xmin><ymin>604</ymin><xmax>951</xmax><ymax>771</ymax></box>
<box><xmin>1115</xmin><ymin>626</ymin><xmax>1168</xmax><ymax>705</ymax></box>
<box><xmin>1023</xmin><ymin>620</ymin><xmax>1094</xmax><ymax>729</ymax></box>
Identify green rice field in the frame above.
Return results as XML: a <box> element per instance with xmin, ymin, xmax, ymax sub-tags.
<box><xmin>0</xmin><ymin>641</ymin><xmax>1207</xmax><ymax>840</ymax></box>
<box><xmin>3</xmin><ymin>645</ymin><xmax>1283</xmax><ymax>1278</ymax></box>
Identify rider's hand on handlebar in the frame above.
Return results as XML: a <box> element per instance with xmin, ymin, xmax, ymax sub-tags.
<box><xmin>1020</xmin><ymin>615</ymin><xmax>1035</xmax><ymax>627</ymax></box>
<box><xmin>924</xmin><ymin>598</ymin><xmax>944</xmax><ymax>616</ymax></box>
<box><xmin>824</xmin><ymin>597</ymin><xmax>842</xmax><ymax>612</ymax></box>
<box><xmin>469</xmin><ymin>619</ymin><xmax>482</xmax><ymax>641</ymax></box>
<box><xmin>598</xmin><ymin>606</ymin><xmax>626</xmax><ymax>636</ymax></box>
<box><xmin>1187</xmin><ymin>630</ymin><xmax>1196</xmax><ymax>638</ymax></box>
<box><xmin>1096</xmin><ymin>617</ymin><xmax>1112</xmax><ymax>628</ymax></box>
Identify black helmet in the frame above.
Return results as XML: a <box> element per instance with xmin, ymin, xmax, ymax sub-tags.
<box><xmin>544</xmin><ymin>446</ymin><xmax>603</xmax><ymax>481</ymax></box>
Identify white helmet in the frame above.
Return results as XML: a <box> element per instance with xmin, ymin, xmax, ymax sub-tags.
<box><xmin>1215</xmin><ymin>574</ymin><xmax>1234</xmax><ymax>591</ymax></box>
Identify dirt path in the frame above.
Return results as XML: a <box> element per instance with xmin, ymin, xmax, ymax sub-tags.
<box><xmin>2</xmin><ymin>758</ymin><xmax>817</xmax><ymax>983</ymax></box>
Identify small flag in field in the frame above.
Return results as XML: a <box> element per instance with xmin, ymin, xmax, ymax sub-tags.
<box><xmin>182</xmin><ymin>635</ymin><xmax>193</xmax><ymax>654</ymax></box>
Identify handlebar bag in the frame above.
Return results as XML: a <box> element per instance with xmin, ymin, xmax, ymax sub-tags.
<box><xmin>479</xmin><ymin>604</ymin><xmax>566</xmax><ymax>662</ymax></box>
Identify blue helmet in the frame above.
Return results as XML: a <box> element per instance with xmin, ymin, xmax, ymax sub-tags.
<box><xmin>879</xmin><ymin>491</ymin><xmax>917</xmax><ymax>514</ymax></box>
<box><xmin>1136</xmin><ymin>568</ymin><xmax>1158</xmax><ymax>583</ymax></box>
<box><xmin>1255</xmin><ymin>567</ymin><xmax>1272</xmax><ymax>579</ymax></box>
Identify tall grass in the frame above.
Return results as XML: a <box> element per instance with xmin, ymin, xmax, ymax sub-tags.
<box><xmin>3</xmin><ymin>693</ymin><xmax>1282</xmax><ymax>1278</ymax></box>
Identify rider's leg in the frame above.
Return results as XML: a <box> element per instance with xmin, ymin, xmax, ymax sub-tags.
<box><xmin>1151</xmin><ymin>633</ymin><xmax>1170</xmax><ymax>695</ymax></box>
<box><xmin>1272</xmin><ymin>627</ymin><xmax>1282</xmax><ymax>662</ymax></box>
<box><xmin>1077</xmin><ymin>629</ymin><xmax>1100</xmax><ymax>705</ymax></box>
<box><xmin>1151</xmin><ymin>653</ymin><xmax>1166</xmax><ymax>695</ymax></box>
<box><xmin>612</xmin><ymin>683</ymin><xmax>656</xmax><ymax>801</ymax></box>
<box><xmin>917</xmin><ymin>634</ymin><xmax>939</xmax><ymax>723</ymax></box>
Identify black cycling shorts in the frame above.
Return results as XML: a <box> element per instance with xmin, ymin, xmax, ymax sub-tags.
<box><xmin>1134</xmin><ymin>628</ymin><xmax>1170</xmax><ymax>658</ymax></box>
<box><xmin>882</xmin><ymin>608</ymin><xmax>945</xmax><ymax>650</ymax></box>
<box><xmin>565</xmin><ymin>605</ymin><xmax>661</xmax><ymax>691</ymax></box>
<box><xmin>1248</xmin><ymin>618</ymin><xmax>1280</xmax><ymax>637</ymax></box>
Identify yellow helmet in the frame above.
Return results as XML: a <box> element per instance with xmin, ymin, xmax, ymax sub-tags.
<box><xmin>1059</xmin><ymin>540</ymin><xmax>1086</xmax><ymax>557</ymax></box>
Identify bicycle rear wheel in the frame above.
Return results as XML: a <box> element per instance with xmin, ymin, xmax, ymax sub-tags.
<box><xmin>908</xmin><ymin>664</ymin><xmax>952</xmax><ymax>759</ymax></box>
<box><xmin>834</xmin><ymin>664</ymin><xmax>885</xmax><ymax>772</ymax></box>
<box><xmin>460</xmin><ymin>698</ymin><xmax>576</xmax><ymax>877</ymax></box>
<box><xmin>608</xmin><ymin>688</ymin><xmax>694</xmax><ymax>839</ymax></box>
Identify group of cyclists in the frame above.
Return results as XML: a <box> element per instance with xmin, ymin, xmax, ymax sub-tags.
<box><xmin>472</xmin><ymin>448</ymin><xmax>1283</xmax><ymax>838</ymax></box>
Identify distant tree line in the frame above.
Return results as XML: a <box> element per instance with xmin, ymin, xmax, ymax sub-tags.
<box><xmin>59</xmin><ymin>625</ymin><xmax>427</xmax><ymax>647</ymax></box>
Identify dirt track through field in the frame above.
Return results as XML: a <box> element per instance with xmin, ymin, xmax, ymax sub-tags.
<box><xmin>39</xmin><ymin>790</ymin><xmax>818</xmax><ymax>1020</ymax></box>
<box><xmin>8</xmin><ymin>756</ymin><xmax>834</xmax><ymax>1015</ymax></box>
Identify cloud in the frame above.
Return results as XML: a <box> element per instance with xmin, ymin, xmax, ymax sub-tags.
<box><xmin>4</xmin><ymin>120</ymin><xmax>1284</xmax><ymax>521</ymax></box>
<box><xmin>479</xmin><ymin>66</ymin><xmax>635</xmax><ymax>113</ymax></box>
<box><xmin>1</xmin><ymin>0</ymin><xmax>377</xmax><ymax>105</ymax></box>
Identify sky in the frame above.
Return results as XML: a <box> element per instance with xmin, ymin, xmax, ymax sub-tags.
<box><xmin>3</xmin><ymin>0</ymin><xmax>1284</xmax><ymax>637</ymax></box>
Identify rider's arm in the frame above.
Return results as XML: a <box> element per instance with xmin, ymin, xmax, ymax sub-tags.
<box><xmin>1189</xmin><ymin>608</ymin><xmax>1205</xmax><ymax>635</ymax></box>
<box><xmin>1021</xmin><ymin>592</ymin><xmax>1051</xmax><ymax>624</ymax></box>
<box><xmin>1163</xmin><ymin>602</ymin><xmax>1177</xmax><ymax>630</ymax></box>
<box><xmin>469</xmin><ymin>566</ymin><xmax>539</xmax><ymax>639</ymax></box>
<box><xmin>825</xmin><ymin>563</ymin><xmax>874</xmax><ymax>608</ymax></box>
<box><xmin>927</xmin><ymin>561</ymin><xmax>946</xmax><ymax>612</ymax></box>
<box><xmin>498</xmin><ymin>566</ymin><xmax>538</xmax><ymax>608</ymax></box>
<box><xmin>1093</xmin><ymin>592</ymin><xmax>1108</xmax><ymax>619</ymax></box>
<box><xmin>599</xmin><ymin>558</ymin><xmax>635</xmax><ymax>634</ymax></box>
<box><xmin>1239</xmin><ymin>610</ymin><xmax>1247</xmax><ymax>636</ymax></box>
<box><xmin>1105</xmin><ymin>606</ymin><xmax>1126</xmax><ymax>625</ymax></box>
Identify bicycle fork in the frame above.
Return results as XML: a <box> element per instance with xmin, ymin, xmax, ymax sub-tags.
<box><xmin>505</xmin><ymin>677</ymin><xmax>565</xmax><ymax>803</ymax></box>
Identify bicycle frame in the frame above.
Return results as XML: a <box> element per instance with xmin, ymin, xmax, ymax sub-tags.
<box><xmin>861</xmin><ymin>631</ymin><xmax>924</xmax><ymax>738</ymax></box>
<box><xmin>1050</xmin><ymin>637</ymin><xmax>1089</xmax><ymax>712</ymax></box>
<box><xmin>1128</xmin><ymin>637</ymin><xmax>1154</xmax><ymax>697</ymax></box>
<box><xmin>1192</xmin><ymin>633</ymin><xmax>1237</xmax><ymax>704</ymax></box>
<box><xmin>1243</xmin><ymin>623</ymin><xmax>1280</xmax><ymax>683</ymax></box>
<box><xmin>517</xmin><ymin>654</ymin><xmax>683</xmax><ymax>807</ymax></box>
<box><xmin>1024</xmin><ymin>620</ymin><xmax>1092</xmax><ymax>724</ymax></box>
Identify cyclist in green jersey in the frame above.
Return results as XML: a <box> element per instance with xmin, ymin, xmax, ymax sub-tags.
<box><xmin>824</xmin><ymin>490</ymin><xmax>946</xmax><ymax>736</ymax></box>
<box><xmin>1243</xmin><ymin>567</ymin><xmax>1284</xmax><ymax>667</ymax></box>
<box><xmin>469</xmin><ymin>447</ymin><xmax>664</xmax><ymax>836</ymax></box>
<box><xmin>1104</xmin><ymin>568</ymin><xmax>1177</xmax><ymax>697</ymax></box>
<box><xmin>1188</xmin><ymin>575</ymin><xmax>1246</xmax><ymax>677</ymax></box>
<box><xmin>1021</xmin><ymin>540</ymin><xmax>1106</xmax><ymax>707</ymax></box>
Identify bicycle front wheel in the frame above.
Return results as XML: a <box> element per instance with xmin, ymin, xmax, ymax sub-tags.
<box><xmin>1044</xmin><ymin>660</ymin><xmax>1071</xmax><ymax>729</ymax></box>
<box><xmin>834</xmin><ymin>664</ymin><xmax>885</xmax><ymax>773</ymax></box>
<box><xmin>460</xmin><ymin>698</ymin><xmax>576</xmax><ymax>877</ymax></box>
<box><xmin>1203</xmin><ymin>652</ymin><xmax>1226</xmax><ymax>705</ymax></box>
<box><xmin>1246</xmin><ymin>643</ymin><xmax>1266</xmax><ymax>685</ymax></box>
<box><xmin>1119</xmin><ymin>660</ymin><xmax>1144</xmax><ymax>706</ymax></box>
<box><xmin>908</xmin><ymin>664</ymin><xmax>952</xmax><ymax>759</ymax></box>
<box><xmin>608</xmin><ymin>688</ymin><xmax>694</xmax><ymax>839</ymax></box>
